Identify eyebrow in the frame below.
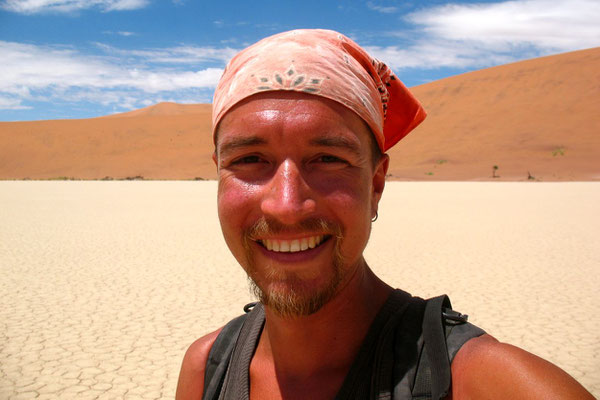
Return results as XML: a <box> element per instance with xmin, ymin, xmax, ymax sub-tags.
<box><xmin>218</xmin><ymin>136</ymin><xmax>267</xmax><ymax>156</ymax></box>
<box><xmin>217</xmin><ymin>134</ymin><xmax>364</xmax><ymax>158</ymax></box>
<box><xmin>309</xmin><ymin>136</ymin><xmax>363</xmax><ymax>158</ymax></box>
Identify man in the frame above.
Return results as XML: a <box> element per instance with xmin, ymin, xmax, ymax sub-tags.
<box><xmin>177</xmin><ymin>29</ymin><xmax>594</xmax><ymax>399</ymax></box>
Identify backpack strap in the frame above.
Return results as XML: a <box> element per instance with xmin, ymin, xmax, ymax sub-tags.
<box><xmin>202</xmin><ymin>303</ymin><xmax>257</xmax><ymax>400</ymax></box>
<box><xmin>422</xmin><ymin>295</ymin><xmax>452</xmax><ymax>400</ymax></box>
<box><xmin>412</xmin><ymin>295</ymin><xmax>472</xmax><ymax>400</ymax></box>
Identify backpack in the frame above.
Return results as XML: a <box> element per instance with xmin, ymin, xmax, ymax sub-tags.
<box><xmin>202</xmin><ymin>294</ymin><xmax>484</xmax><ymax>400</ymax></box>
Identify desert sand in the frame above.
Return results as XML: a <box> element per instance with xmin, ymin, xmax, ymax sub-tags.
<box><xmin>1</xmin><ymin>181</ymin><xmax>598</xmax><ymax>399</ymax></box>
<box><xmin>1</xmin><ymin>47</ymin><xmax>599</xmax><ymax>181</ymax></box>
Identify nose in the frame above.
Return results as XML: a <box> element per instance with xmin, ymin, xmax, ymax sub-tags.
<box><xmin>261</xmin><ymin>159</ymin><xmax>316</xmax><ymax>225</ymax></box>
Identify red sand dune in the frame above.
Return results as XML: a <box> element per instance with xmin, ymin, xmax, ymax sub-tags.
<box><xmin>391</xmin><ymin>47</ymin><xmax>600</xmax><ymax>181</ymax></box>
<box><xmin>0</xmin><ymin>103</ymin><xmax>214</xmax><ymax>180</ymax></box>
<box><xmin>1</xmin><ymin>47</ymin><xmax>599</xmax><ymax>181</ymax></box>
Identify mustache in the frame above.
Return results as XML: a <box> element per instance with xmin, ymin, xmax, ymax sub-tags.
<box><xmin>245</xmin><ymin>217</ymin><xmax>343</xmax><ymax>241</ymax></box>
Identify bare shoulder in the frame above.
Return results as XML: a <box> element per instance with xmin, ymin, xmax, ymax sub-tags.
<box><xmin>450</xmin><ymin>333</ymin><xmax>595</xmax><ymax>399</ymax></box>
<box><xmin>175</xmin><ymin>327</ymin><xmax>223</xmax><ymax>400</ymax></box>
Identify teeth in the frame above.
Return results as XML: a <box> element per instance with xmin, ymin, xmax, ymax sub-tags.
<box><xmin>290</xmin><ymin>240</ymin><xmax>300</xmax><ymax>252</ymax></box>
<box><xmin>261</xmin><ymin>235</ymin><xmax>325</xmax><ymax>253</ymax></box>
<box><xmin>300</xmin><ymin>238</ymin><xmax>308</xmax><ymax>251</ymax></box>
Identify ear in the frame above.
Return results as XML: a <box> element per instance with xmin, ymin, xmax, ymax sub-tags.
<box><xmin>371</xmin><ymin>153</ymin><xmax>389</xmax><ymax>218</ymax></box>
<box><xmin>212</xmin><ymin>151</ymin><xmax>218</xmax><ymax>168</ymax></box>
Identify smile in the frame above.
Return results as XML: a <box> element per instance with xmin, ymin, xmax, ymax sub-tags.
<box><xmin>258</xmin><ymin>235</ymin><xmax>328</xmax><ymax>253</ymax></box>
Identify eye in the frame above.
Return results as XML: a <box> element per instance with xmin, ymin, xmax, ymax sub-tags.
<box><xmin>232</xmin><ymin>155</ymin><xmax>264</xmax><ymax>164</ymax></box>
<box><xmin>317</xmin><ymin>155</ymin><xmax>346</xmax><ymax>164</ymax></box>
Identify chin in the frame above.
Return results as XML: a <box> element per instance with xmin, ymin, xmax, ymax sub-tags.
<box><xmin>239</xmin><ymin>218</ymin><xmax>359</xmax><ymax>317</ymax></box>
<box><xmin>249</xmin><ymin>273</ymin><xmax>343</xmax><ymax>318</ymax></box>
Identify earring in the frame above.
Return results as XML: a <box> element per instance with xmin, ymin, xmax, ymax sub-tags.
<box><xmin>372</xmin><ymin>211</ymin><xmax>378</xmax><ymax>222</ymax></box>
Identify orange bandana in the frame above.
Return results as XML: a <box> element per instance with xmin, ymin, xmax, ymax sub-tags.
<box><xmin>212</xmin><ymin>29</ymin><xmax>426</xmax><ymax>151</ymax></box>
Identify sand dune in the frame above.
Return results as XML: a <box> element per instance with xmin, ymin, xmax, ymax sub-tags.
<box><xmin>0</xmin><ymin>103</ymin><xmax>214</xmax><ymax>180</ymax></box>
<box><xmin>392</xmin><ymin>47</ymin><xmax>600</xmax><ymax>181</ymax></box>
<box><xmin>101</xmin><ymin>102</ymin><xmax>211</xmax><ymax>119</ymax></box>
<box><xmin>0</xmin><ymin>48</ymin><xmax>598</xmax><ymax>180</ymax></box>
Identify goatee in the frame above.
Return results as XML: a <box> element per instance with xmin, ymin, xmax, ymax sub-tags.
<box><xmin>243</xmin><ymin>217</ymin><xmax>344</xmax><ymax>318</ymax></box>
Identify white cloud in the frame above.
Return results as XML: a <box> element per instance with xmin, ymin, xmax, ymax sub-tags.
<box><xmin>103</xmin><ymin>0</ymin><xmax>146</xmax><ymax>11</ymax></box>
<box><xmin>95</xmin><ymin>43</ymin><xmax>239</xmax><ymax>64</ymax></box>
<box><xmin>0</xmin><ymin>96</ymin><xmax>31</xmax><ymax>110</ymax></box>
<box><xmin>407</xmin><ymin>0</ymin><xmax>600</xmax><ymax>52</ymax></box>
<box><xmin>365</xmin><ymin>40</ymin><xmax>516</xmax><ymax>70</ymax></box>
<box><xmin>102</xmin><ymin>30</ymin><xmax>137</xmax><ymax>36</ymax></box>
<box><xmin>0</xmin><ymin>41</ymin><xmax>225</xmax><ymax>111</ymax></box>
<box><xmin>370</xmin><ymin>0</ymin><xmax>600</xmax><ymax>72</ymax></box>
<box><xmin>366</xmin><ymin>1</ymin><xmax>397</xmax><ymax>14</ymax></box>
<box><xmin>1</xmin><ymin>0</ymin><xmax>149</xmax><ymax>14</ymax></box>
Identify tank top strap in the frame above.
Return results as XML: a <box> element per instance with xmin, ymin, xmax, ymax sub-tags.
<box><xmin>217</xmin><ymin>303</ymin><xmax>265</xmax><ymax>400</ymax></box>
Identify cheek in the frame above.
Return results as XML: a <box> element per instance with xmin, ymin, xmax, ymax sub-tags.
<box><xmin>313</xmin><ymin>173</ymin><xmax>373</xmax><ymax>217</ymax></box>
<box><xmin>217</xmin><ymin>174</ymin><xmax>260</xmax><ymax>210</ymax></box>
<box><xmin>217</xmin><ymin>177</ymin><xmax>260</xmax><ymax>241</ymax></box>
<box><xmin>317</xmin><ymin>176</ymin><xmax>373</xmax><ymax>244</ymax></box>
<box><xmin>333</xmin><ymin>196</ymin><xmax>372</xmax><ymax>266</ymax></box>
<box><xmin>217</xmin><ymin>178</ymin><xmax>265</xmax><ymax>270</ymax></box>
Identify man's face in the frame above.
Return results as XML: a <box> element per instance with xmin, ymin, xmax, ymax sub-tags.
<box><xmin>214</xmin><ymin>92</ymin><xmax>388</xmax><ymax>317</ymax></box>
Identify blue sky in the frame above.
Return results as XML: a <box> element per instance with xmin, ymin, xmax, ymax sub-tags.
<box><xmin>1</xmin><ymin>0</ymin><xmax>599</xmax><ymax>121</ymax></box>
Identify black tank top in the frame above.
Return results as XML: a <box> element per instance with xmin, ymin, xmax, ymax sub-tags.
<box><xmin>205</xmin><ymin>290</ymin><xmax>485</xmax><ymax>400</ymax></box>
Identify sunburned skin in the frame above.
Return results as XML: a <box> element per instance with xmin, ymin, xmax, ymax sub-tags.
<box><xmin>214</xmin><ymin>92</ymin><xmax>383</xmax><ymax>306</ymax></box>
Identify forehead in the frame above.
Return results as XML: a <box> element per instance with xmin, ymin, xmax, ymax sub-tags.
<box><xmin>215</xmin><ymin>92</ymin><xmax>373</xmax><ymax>151</ymax></box>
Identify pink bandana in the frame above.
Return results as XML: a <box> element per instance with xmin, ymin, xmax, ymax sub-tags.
<box><xmin>212</xmin><ymin>29</ymin><xmax>426</xmax><ymax>151</ymax></box>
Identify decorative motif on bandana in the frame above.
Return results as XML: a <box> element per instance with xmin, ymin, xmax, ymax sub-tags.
<box><xmin>256</xmin><ymin>64</ymin><xmax>323</xmax><ymax>94</ymax></box>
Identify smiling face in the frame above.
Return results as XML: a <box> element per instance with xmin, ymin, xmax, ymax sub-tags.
<box><xmin>214</xmin><ymin>91</ymin><xmax>388</xmax><ymax>317</ymax></box>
